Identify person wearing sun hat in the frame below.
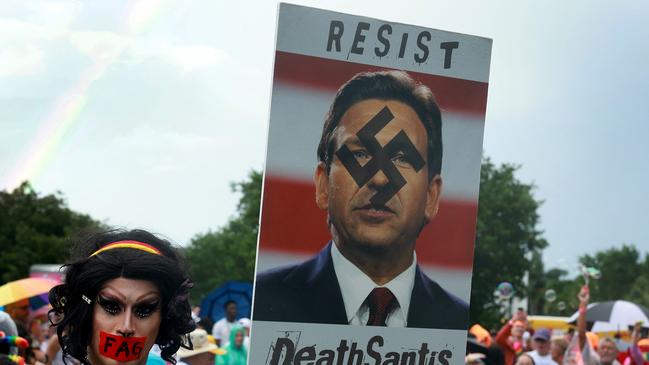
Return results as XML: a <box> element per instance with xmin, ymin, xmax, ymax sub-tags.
<box><xmin>177</xmin><ymin>329</ymin><xmax>225</xmax><ymax>365</ymax></box>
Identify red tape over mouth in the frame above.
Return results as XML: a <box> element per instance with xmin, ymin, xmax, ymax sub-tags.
<box><xmin>99</xmin><ymin>332</ymin><xmax>147</xmax><ymax>362</ymax></box>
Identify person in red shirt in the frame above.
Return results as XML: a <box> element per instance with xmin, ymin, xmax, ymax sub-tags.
<box><xmin>497</xmin><ymin>310</ymin><xmax>529</xmax><ymax>365</ymax></box>
<box><xmin>624</xmin><ymin>322</ymin><xmax>648</xmax><ymax>365</ymax></box>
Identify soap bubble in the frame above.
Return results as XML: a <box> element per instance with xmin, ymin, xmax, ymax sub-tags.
<box><xmin>496</xmin><ymin>282</ymin><xmax>514</xmax><ymax>299</ymax></box>
<box><xmin>545</xmin><ymin>289</ymin><xmax>557</xmax><ymax>302</ymax></box>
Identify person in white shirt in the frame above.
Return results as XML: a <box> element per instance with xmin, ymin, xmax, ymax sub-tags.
<box><xmin>527</xmin><ymin>329</ymin><xmax>559</xmax><ymax>365</ymax></box>
<box><xmin>211</xmin><ymin>301</ymin><xmax>238</xmax><ymax>347</ymax></box>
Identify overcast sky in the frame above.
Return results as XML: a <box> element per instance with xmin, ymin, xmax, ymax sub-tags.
<box><xmin>1</xmin><ymin>0</ymin><xmax>647</xmax><ymax>277</ymax></box>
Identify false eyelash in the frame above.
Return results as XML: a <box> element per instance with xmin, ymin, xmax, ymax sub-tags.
<box><xmin>134</xmin><ymin>301</ymin><xmax>160</xmax><ymax>319</ymax></box>
<box><xmin>97</xmin><ymin>296</ymin><xmax>121</xmax><ymax>315</ymax></box>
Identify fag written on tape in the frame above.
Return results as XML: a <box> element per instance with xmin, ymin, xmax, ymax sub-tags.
<box><xmin>98</xmin><ymin>332</ymin><xmax>146</xmax><ymax>362</ymax></box>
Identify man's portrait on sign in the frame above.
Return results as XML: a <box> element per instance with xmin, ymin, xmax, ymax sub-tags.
<box><xmin>253</xmin><ymin>70</ymin><xmax>468</xmax><ymax>329</ymax></box>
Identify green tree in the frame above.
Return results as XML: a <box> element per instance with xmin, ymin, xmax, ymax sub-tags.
<box><xmin>630</xmin><ymin>254</ymin><xmax>649</xmax><ymax>307</ymax></box>
<box><xmin>539</xmin><ymin>267</ymin><xmax>581</xmax><ymax>316</ymax></box>
<box><xmin>528</xmin><ymin>250</ymin><xmax>546</xmax><ymax>314</ymax></box>
<box><xmin>470</xmin><ymin>158</ymin><xmax>548</xmax><ymax>329</ymax></box>
<box><xmin>628</xmin><ymin>273</ymin><xmax>649</xmax><ymax>308</ymax></box>
<box><xmin>0</xmin><ymin>182</ymin><xmax>103</xmax><ymax>284</ymax></box>
<box><xmin>185</xmin><ymin>171</ymin><xmax>261</xmax><ymax>302</ymax></box>
<box><xmin>579</xmin><ymin>245</ymin><xmax>644</xmax><ymax>303</ymax></box>
<box><xmin>536</xmin><ymin>244</ymin><xmax>648</xmax><ymax>316</ymax></box>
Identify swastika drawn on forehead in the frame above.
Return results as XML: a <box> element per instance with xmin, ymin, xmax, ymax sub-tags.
<box><xmin>335</xmin><ymin>106</ymin><xmax>426</xmax><ymax>206</ymax></box>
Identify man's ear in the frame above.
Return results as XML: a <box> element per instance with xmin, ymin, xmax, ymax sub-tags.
<box><xmin>314</xmin><ymin>162</ymin><xmax>329</xmax><ymax>210</ymax></box>
<box><xmin>424</xmin><ymin>174</ymin><xmax>442</xmax><ymax>222</ymax></box>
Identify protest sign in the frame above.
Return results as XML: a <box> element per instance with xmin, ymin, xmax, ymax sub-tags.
<box><xmin>251</xmin><ymin>4</ymin><xmax>492</xmax><ymax>364</ymax></box>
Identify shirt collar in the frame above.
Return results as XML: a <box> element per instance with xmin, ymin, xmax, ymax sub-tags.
<box><xmin>330</xmin><ymin>241</ymin><xmax>416</xmax><ymax>324</ymax></box>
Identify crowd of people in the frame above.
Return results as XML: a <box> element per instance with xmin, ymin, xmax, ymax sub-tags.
<box><xmin>1</xmin><ymin>299</ymin><xmax>57</xmax><ymax>364</ymax></box>
<box><xmin>182</xmin><ymin>301</ymin><xmax>250</xmax><ymax>365</ymax></box>
<box><xmin>466</xmin><ymin>286</ymin><xmax>648</xmax><ymax>365</ymax></box>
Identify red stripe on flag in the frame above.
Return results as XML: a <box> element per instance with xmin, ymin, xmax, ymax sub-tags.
<box><xmin>274</xmin><ymin>51</ymin><xmax>488</xmax><ymax>117</ymax></box>
<box><xmin>259</xmin><ymin>176</ymin><xmax>476</xmax><ymax>268</ymax></box>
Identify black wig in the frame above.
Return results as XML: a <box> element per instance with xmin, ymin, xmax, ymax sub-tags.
<box><xmin>48</xmin><ymin>229</ymin><xmax>196</xmax><ymax>364</ymax></box>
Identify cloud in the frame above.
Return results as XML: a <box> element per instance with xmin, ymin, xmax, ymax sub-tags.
<box><xmin>0</xmin><ymin>18</ymin><xmax>63</xmax><ymax>77</ymax></box>
<box><xmin>0</xmin><ymin>13</ymin><xmax>230</xmax><ymax>77</ymax></box>
<box><xmin>0</xmin><ymin>18</ymin><xmax>63</xmax><ymax>41</ymax></box>
<box><xmin>69</xmin><ymin>31</ymin><xmax>133</xmax><ymax>63</ymax></box>
<box><xmin>115</xmin><ymin>125</ymin><xmax>216</xmax><ymax>150</ymax></box>
<box><xmin>0</xmin><ymin>8</ymin><xmax>77</xmax><ymax>78</ymax></box>
<box><xmin>67</xmin><ymin>31</ymin><xmax>232</xmax><ymax>73</ymax></box>
<box><xmin>24</xmin><ymin>1</ymin><xmax>82</xmax><ymax>29</ymax></box>
<box><xmin>127</xmin><ymin>40</ymin><xmax>232</xmax><ymax>72</ymax></box>
<box><xmin>160</xmin><ymin>44</ymin><xmax>232</xmax><ymax>72</ymax></box>
<box><xmin>0</xmin><ymin>45</ymin><xmax>45</xmax><ymax>77</ymax></box>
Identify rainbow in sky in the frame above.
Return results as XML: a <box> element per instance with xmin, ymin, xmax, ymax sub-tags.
<box><xmin>4</xmin><ymin>0</ymin><xmax>173</xmax><ymax>191</ymax></box>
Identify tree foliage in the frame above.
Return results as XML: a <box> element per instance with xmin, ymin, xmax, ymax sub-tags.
<box><xmin>628</xmin><ymin>273</ymin><xmax>649</xmax><ymax>309</ymax></box>
<box><xmin>535</xmin><ymin>267</ymin><xmax>581</xmax><ymax>316</ymax></box>
<box><xmin>184</xmin><ymin>170</ymin><xmax>262</xmax><ymax>303</ymax></box>
<box><xmin>0</xmin><ymin>182</ymin><xmax>103</xmax><ymax>284</ymax></box>
<box><xmin>528</xmin><ymin>244</ymin><xmax>649</xmax><ymax>317</ymax></box>
<box><xmin>579</xmin><ymin>245</ymin><xmax>648</xmax><ymax>307</ymax></box>
<box><xmin>470</xmin><ymin>158</ymin><xmax>548</xmax><ymax>329</ymax></box>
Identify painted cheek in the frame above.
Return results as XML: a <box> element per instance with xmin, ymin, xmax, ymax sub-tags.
<box><xmin>98</xmin><ymin>332</ymin><xmax>146</xmax><ymax>362</ymax></box>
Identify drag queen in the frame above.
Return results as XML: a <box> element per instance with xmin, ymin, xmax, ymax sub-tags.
<box><xmin>48</xmin><ymin>230</ymin><xmax>196</xmax><ymax>365</ymax></box>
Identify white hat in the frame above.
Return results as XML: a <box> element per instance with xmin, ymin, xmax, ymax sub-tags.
<box><xmin>177</xmin><ymin>329</ymin><xmax>226</xmax><ymax>359</ymax></box>
<box><xmin>238</xmin><ymin>318</ymin><xmax>251</xmax><ymax>328</ymax></box>
<box><xmin>465</xmin><ymin>353</ymin><xmax>486</xmax><ymax>365</ymax></box>
<box><xmin>0</xmin><ymin>312</ymin><xmax>18</xmax><ymax>337</ymax></box>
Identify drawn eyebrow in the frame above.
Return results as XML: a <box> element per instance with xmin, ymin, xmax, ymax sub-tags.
<box><xmin>134</xmin><ymin>291</ymin><xmax>161</xmax><ymax>302</ymax></box>
<box><xmin>98</xmin><ymin>288</ymin><xmax>126</xmax><ymax>302</ymax></box>
<box><xmin>99</xmin><ymin>286</ymin><xmax>160</xmax><ymax>303</ymax></box>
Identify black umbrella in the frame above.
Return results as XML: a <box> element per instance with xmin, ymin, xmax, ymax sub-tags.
<box><xmin>567</xmin><ymin>300</ymin><xmax>649</xmax><ymax>332</ymax></box>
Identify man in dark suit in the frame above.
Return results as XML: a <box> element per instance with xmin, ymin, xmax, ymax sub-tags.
<box><xmin>254</xmin><ymin>70</ymin><xmax>468</xmax><ymax>329</ymax></box>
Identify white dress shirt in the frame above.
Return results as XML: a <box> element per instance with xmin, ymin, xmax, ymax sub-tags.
<box><xmin>330</xmin><ymin>242</ymin><xmax>416</xmax><ymax>327</ymax></box>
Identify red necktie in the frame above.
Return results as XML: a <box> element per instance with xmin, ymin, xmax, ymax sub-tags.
<box><xmin>366</xmin><ymin>287</ymin><xmax>398</xmax><ymax>326</ymax></box>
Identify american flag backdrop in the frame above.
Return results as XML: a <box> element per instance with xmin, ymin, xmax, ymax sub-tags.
<box><xmin>256</xmin><ymin>47</ymin><xmax>489</xmax><ymax>301</ymax></box>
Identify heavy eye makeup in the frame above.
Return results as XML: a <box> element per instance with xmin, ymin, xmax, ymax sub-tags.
<box><xmin>97</xmin><ymin>295</ymin><xmax>160</xmax><ymax>319</ymax></box>
<box><xmin>97</xmin><ymin>295</ymin><xmax>121</xmax><ymax>315</ymax></box>
<box><xmin>133</xmin><ymin>300</ymin><xmax>160</xmax><ymax>319</ymax></box>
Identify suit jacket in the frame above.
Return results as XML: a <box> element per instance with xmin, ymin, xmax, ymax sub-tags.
<box><xmin>253</xmin><ymin>242</ymin><xmax>469</xmax><ymax>329</ymax></box>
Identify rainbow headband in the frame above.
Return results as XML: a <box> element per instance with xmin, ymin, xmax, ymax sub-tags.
<box><xmin>90</xmin><ymin>240</ymin><xmax>162</xmax><ymax>257</ymax></box>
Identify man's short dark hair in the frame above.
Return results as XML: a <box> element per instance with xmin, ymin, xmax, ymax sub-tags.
<box><xmin>224</xmin><ymin>300</ymin><xmax>237</xmax><ymax>310</ymax></box>
<box><xmin>317</xmin><ymin>70</ymin><xmax>443</xmax><ymax>180</ymax></box>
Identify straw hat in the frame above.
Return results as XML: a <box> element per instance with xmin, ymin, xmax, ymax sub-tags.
<box><xmin>177</xmin><ymin>329</ymin><xmax>226</xmax><ymax>359</ymax></box>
